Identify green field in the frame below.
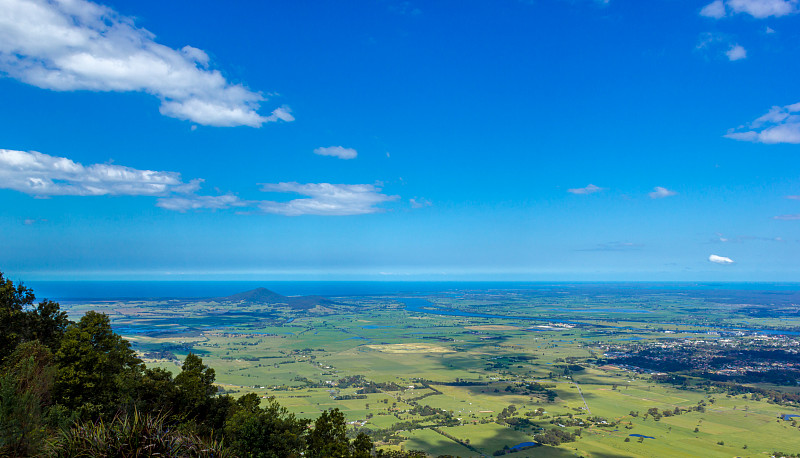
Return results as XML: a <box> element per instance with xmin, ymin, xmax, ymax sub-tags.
<box><xmin>63</xmin><ymin>288</ymin><xmax>800</xmax><ymax>457</ymax></box>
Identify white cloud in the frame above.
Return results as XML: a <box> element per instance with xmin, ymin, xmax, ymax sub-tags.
<box><xmin>727</xmin><ymin>0</ymin><xmax>798</xmax><ymax>17</ymax></box>
<box><xmin>1</xmin><ymin>148</ymin><xmax>400</xmax><ymax>216</ymax></box>
<box><xmin>726</xmin><ymin>44</ymin><xmax>747</xmax><ymax>61</ymax></box>
<box><xmin>313</xmin><ymin>146</ymin><xmax>358</xmax><ymax>160</ymax></box>
<box><xmin>0</xmin><ymin>0</ymin><xmax>289</xmax><ymax>127</ymax></box>
<box><xmin>0</xmin><ymin>148</ymin><xmax>200</xmax><ymax>196</ymax></box>
<box><xmin>786</xmin><ymin>195</ymin><xmax>800</xmax><ymax>200</ymax></box>
<box><xmin>264</xmin><ymin>106</ymin><xmax>295</xmax><ymax>123</ymax></box>
<box><xmin>774</xmin><ymin>214</ymin><xmax>800</xmax><ymax>220</ymax></box>
<box><xmin>648</xmin><ymin>186</ymin><xmax>677</xmax><ymax>199</ymax></box>
<box><xmin>567</xmin><ymin>184</ymin><xmax>603</xmax><ymax>195</ymax></box>
<box><xmin>696</xmin><ymin>33</ymin><xmax>748</xmax><ymax>62</ymax></box>
<box><xmin>700</xmin><ymin>0</ymin><xmax>727</xmax><ymax>17</ymax></box>
<box><xmin>700</xmin><ymin>0</ymin><xmax>799</xmax><ymax>18</ymax></box>
<box><xmin>258</xmin><ymin>182</ymin><xmax>398</xmax><ymax>215</ymax></box>
<box><xmin>725</xmin><ymin>102</ymin><xmax>800</xmax><ymax>144</ymax></box>
<box><xmin>709</xmin><ymin>254</ymin><xmax>735</xmax><ymax>264</ymax></box>
<box><xmin>156</xmin><ymin>194</ymin><xmax>246</xmax><ymax>212</ymax></box>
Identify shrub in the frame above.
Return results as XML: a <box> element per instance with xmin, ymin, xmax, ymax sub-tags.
<box><xmin>49</xmin><ymin>409</ymin><xmax>230</xmax><ymax>457</ymax></box>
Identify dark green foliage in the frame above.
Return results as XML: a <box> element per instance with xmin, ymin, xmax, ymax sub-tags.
<box><xmin>0</xmin><ymin>342</ymin><xmax>58</xmax><ymax>456</ymax></box>
<box><xmin>136</xmin><ymin>366</ymin><xmax>179</xmax><ymax>413</ymax></box>
<box><xmin>305</xmin><ymin>408</ymin><xmax>378</xmax><ymax>458</ymax></box>
<box><xmin>307</xmin><ymin>408</ymin><xmax>351</xmax><ymax>458</ymax></box>
<box><xmin>351</xmin><ymin>432</ymin><xmax>373</xmax><ymax>458</ymax></box>
<box><xmin>50</xmin><ymin>409</ymin><xmax>231</xmax><ymax>457</ymax></box>
<box><xmin>53</xmin><ymin>311</ymin><xmax>144</xmax><ymax>419</ymax></box>
<box><xmin>533</xmin><ymin>427</ymin><xmax>577</xmax><ymax>446</ymax></box>
<box><xmin>375</xmin><ymin>450</ymin><xmax>427</xmax><ymax>458</ymax></box>
<box><xmin>0</xmin><ymin>275</ymin><xmax>34</xmax><ymax>363</ymax></box>
<box><xmin>224</xmin><ymin>393</ymin><xmax>310</xmax><ymax>458</ymax></box>
<box><xmin>175</xmin><ymin>353</ymin><xmax>218</xmax><ymax>409</ymax></box>
<box><xmin>174</xmin><ymin>353</ymin><xmax>233</xmax><ymax>435</ymax></box>
<box><xmin>0</xmin><ymin>274</ymin><xmax>69</xmax><ymax>365</ymax></box>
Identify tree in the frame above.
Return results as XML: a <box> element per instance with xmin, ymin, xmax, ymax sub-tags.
<box><xmin>351</xmin><ymin>432</ymin><xmax>373</xmax><ymax>458</ymax></box>
<box><xmin>53</xmin><ymin>311</ymin><xmax>143</xmax><ymax>419</ymax></box>
<box><xmin>0</xmin><ymin>274</ymin><xmax>34</xmax><ymax>363</ymax></box>
<box><xmin>225</xmin><ymin>393</ymin><xmax>310</xmax><ymax>458</ymax></box>
<box><xmin>28</xmin><ymin>299</ymin><xmax>69</xmax><ymax>352</ymax></box>
<box><xmin>173</xmin><ymin>353</ymin><xmax>232</xmax><ymax>434</ymax></box>
<box><xmin>307</xmin><ymin>408</ymin><xmax>351</xmax><ymax>458</ymax></box>
<box><xmin>136</xmin><ymin>366</ymin><xmax>179</xmax><ymax>415</ymax></box>
<box><xmin>0</xmin><ymin>273</ymin><xmax>70</xmax><ymax>365</ymax></box>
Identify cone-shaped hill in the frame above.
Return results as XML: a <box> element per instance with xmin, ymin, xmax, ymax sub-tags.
<box><xmin>216</xmin><ymin>287</ymin><xmax>336</xmax><ymax>311</ymax></box>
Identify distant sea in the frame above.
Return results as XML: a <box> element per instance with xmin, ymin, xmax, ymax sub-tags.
<box><xmin>23</xmin><ymin>280</ymin><xmax>800</xmax><ymax>303</ymax></box>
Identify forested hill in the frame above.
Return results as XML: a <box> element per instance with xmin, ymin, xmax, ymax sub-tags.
<box><xmin>0</xmin><ymin>272</ymin><xmax>419</xmax><ymax>457</ymax></box>
<box><xmin>217</xmin><ymin>287</ymin><xmax>337</xmax><ymax>310</ymax></box>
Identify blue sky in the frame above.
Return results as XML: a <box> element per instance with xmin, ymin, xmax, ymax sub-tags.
<box><xmin>1</xmin><ymin>0</ymin><xmax>799</xmax><ymax>281</ymax></box>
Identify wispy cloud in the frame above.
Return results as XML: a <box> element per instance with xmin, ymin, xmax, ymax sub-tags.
<box><xmin>567</xmin><ymin>184</ymin><xmax>603</xmax><ymax>195</ymax></box>
<box><xmin>409</xmin><ymin>197</ymin><xmax>432</xmax><ymax>208</ymax></box>
<box><xmin>713</xmin><ymin>232</ymin><xmax>784</xmax><ymax>243</ymax></box>
<box><xmin>700</xmin><ymin>0</ymin><xmax>727</xmax><ymax>17</ymax></box>
<box><xmin>648</xmin><ymin>186</ymin><xmax>677</xmax><ymax>199</ymax></box>
<box><xmin>156</xmin><ymin>194</ymin><xmax>246</xmax><ymax>212</ymax></box>
<box><xmin>726</xmin><ymin>44</ymin><xmax>747</xmax><ymax>60</ymax></box>
<box><xmin>774</xmin><ymin>214</ymin><xmax>800</xmax><ymax>220</ymax></box>
<box><xmin>386</xmin><ymin>0</ymin><xmax>421</xmax><ymax>15</ymax></box>
<box><xmin>313</xmin><ymin>146</ymin><xmax>358</xmax><ymax>160</ymax></box>
<box><xmin>725</xmin><ymin>102</ymin><xmax>800</xmax><ymax>144</ymax></box>
<box><xmin>0</xmin><ymin>0</ymin><xmax>289</xmax><ymax>127</ymax></box>
<box><xmin>258</xmin><ymin>182</ymin><xmax>398</xmax><ymax>216</ymax></box>
<box><xmin>709</xmin><ymin>254</ymin><xmax>735</xmax><ymax>264</ymax></box>
<box><xmin>696</xmin><ymin>33</ymin><xmax>747</xmax><ymax>62</ymax></box>
<box><xmin>0</xmin><ymin>149</ymin><xmax>200</xmax><ymax>196</ymax></box>
<box><xmin>700</xmin><ymin>0</ymin><xmax>799</xmax><ymax>18</ymax></box>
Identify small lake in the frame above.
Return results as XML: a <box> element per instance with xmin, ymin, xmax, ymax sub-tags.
<box><xmin>629</xmin><ymin>434</ymin><xmax>655</xmax><ymax>439</ymax></box>
<box><xmin>510</xmin><ymin>441</ymin><xmax>539</xmax><ymax>450</ymax></box>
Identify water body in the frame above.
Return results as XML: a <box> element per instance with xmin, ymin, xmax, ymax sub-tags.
<box><xmin>400</xmin><ymin>297</ymin><xmax>552</xmax><ymax>322</ymax></box>
<box><xmin>22</xmin><ymin>282</ymin><xmax>800</xmax><ymax>336</ymax></box>
<box><xmin>510</xmin><ymin>441</ymin><xmax>539</xmax><ymax>450</ymax></box>
<box><xmin>25</xmin><ymin>280</ymin><xmax>800</xmax><ymax>303</ymax></box>
<box><xmin>399</xmin><ymin>298</ymin><xmax>800</xmax><ymax>336</ymax></box>
<box><xmin>28</xmin><ymin>281</ymin><xmax>595</xmax><ymax>302</ymax></box>
<box><xmin>546</xmin><ymin>308</ymin><xmax>653</xmax><ymax>314</ymax></box>
<box><xmin>629</xmin><ymin>434</ymin><xmax>656</xmax><ymax>439</ymax></box>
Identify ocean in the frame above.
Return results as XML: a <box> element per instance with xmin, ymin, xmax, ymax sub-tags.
<box><xmin>23</xmin><ymin>280</ymin><xmax>800</xmax><ymax>303</ymax></box>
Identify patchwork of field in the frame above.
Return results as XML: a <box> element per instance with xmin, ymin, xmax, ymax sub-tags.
<box><xmin>63</xmin><ymin>286</ymin><xmax>800</xmax><ymax>457</ymax></box>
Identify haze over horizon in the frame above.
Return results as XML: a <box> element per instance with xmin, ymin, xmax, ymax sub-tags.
<box><xmin>2</xmin><ymin>0</ymin><xmax>799</xmax><ymax>282</ymax></box>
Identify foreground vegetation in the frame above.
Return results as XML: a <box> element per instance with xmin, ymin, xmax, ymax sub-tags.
<box><xmin>0</xmin><ymin>272</ymin><xmax>425</xmax><ymax>457</ymax></box>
